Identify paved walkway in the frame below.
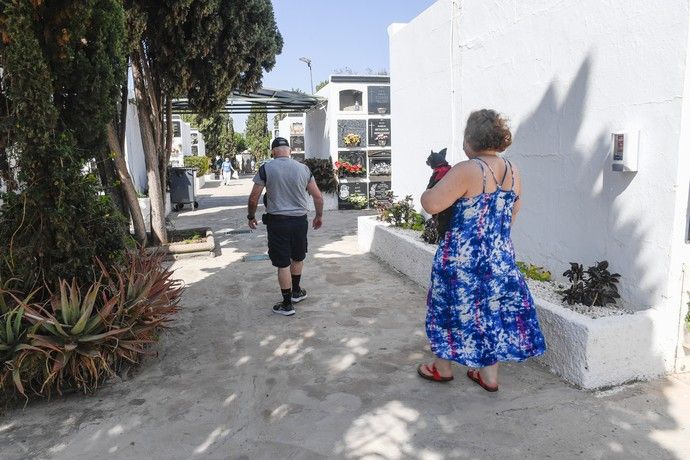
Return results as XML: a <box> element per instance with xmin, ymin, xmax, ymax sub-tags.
<box><xmin>1</xmin><ymin>177</ymin><xmax>689</xmax><ymax>459</ymax></box>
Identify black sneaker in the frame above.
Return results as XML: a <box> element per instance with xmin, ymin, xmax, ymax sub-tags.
<box><xmin>272</xmin><ymin>302</ymin><xmax>295</xmax><ymax>316</ymax></box>
<box><xmin>291</xmin><ymin>288</ymin><xmax>307</xmax><ymax>303</ymax></box>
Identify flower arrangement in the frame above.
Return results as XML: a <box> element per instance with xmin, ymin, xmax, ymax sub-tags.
<box><xmin>345</xmin><ymin>192</ymin><xmax>368</xmax><ymax>209</ymax></box>
<box><xmin>370</xmin><ymin>162</ymin><xmax>391</xmax><ymax>176</ymax></box>
<box><xmin>335</xmin><ymin>161</ymin><xmax>366</xmax><ymax>177</ymax></box>
<box><xmin>343</xmin><ymin>133</ymin><xmax>361</xmax><ymax>147</ymax></box>
<box><xmin>375</xmin><ymin>133</ymin><xmax>389</xmax><ymax>146</ymax></box>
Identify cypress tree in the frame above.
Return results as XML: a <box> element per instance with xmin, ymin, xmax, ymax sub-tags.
<box><xmin>0</xmin><ymin>0</ymin><xmax>127</xmax><ymax>288</ymax></box>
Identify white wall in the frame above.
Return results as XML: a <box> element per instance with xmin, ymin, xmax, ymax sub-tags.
<box><xmin>124</xmin><ymin>100</ymin><xmax>147</xmax><ymax>193</ymax></box>
<box><xmin>305</xmin><ymin>104</ymin><xmax>329</xmax><ymax>159</ymax></box>
<box><xmin>389</xmin><ymin>0</ymin><xmax>690</xmax><ymax>371</ymax></box>
<box><xmin>391</xmin><ymin>0</ymin><xmax>690</xmax><ymax>307</ymax></box>
<box><xmin>389</xmin><ymin>2</ymin><xmax>455</xmax><ymax>205</ymax></box>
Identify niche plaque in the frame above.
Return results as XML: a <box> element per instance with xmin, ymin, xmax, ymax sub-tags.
<box><xmin>367</xmin><ymin>86</ymin><xmax>390</xmax><ymax>115</ymax></box>
<box><xmin>368</xmin><ymin>119</ymin><xmax>391</xmax><ymax>147</ymax></box>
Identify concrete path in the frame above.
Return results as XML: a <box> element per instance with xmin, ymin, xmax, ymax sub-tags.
<box><xmin>1</xmin><ymin>177</ymin><xmax>689</xmax><ymax>459</ymax></box>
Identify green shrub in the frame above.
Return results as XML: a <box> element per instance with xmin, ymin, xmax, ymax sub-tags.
<box><xmin>517</xmin><ymin>262</ymin><xmax>552</xmax><ymax>282</ymax></box>
<box><xmin>561</xmin><ymin>261</ymin><xmax>620</xmax><ymax>307</ymax></box>
<box><xmin>184</xmin><ymin>156</ymin><xmax>211</xmax><ymax>177</ymax></box>
<box><xmin>375</xmin><ymin>193</ymin><xmax>424</xmax><ymax>230</ymax></box>
<box><xmin>303</xmin><ymin>158</ymin><xmax>338</xmax><ymax>194</ymax></box>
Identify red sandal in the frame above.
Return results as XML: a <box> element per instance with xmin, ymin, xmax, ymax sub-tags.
<box><xmin>466</xmin><ymin>369</ymin><xmax>499</xmax><ymax>392</ymax></box>
<box><xmin>417</xmin><ymin>363</ymin><xmax>454</xmax><ymax>383</ymax></box>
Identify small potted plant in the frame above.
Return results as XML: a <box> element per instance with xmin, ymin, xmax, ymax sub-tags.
<box><xmin>375</xmin><ymin>133</ymin><xmax>389</xmax><ymax>146</ymax></box>
<box><xmin>343</xmin><ymin>133</ymin><xmax>361</xmax><ymax>147</ymax></box>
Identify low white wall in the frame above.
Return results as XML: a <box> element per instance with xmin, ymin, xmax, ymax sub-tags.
<box><xmin>307</xmin><ymin>192</ymin><xmax>338</xmax><ymax>212</ymax></box>
<box><xmin>358</xmin><ymin>216</ymin><xmax>670</xmax><ymax>389</ymax></box>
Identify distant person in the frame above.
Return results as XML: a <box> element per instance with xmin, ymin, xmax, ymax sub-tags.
<box><xmin>417</xmin><ymin>109</ymin><xmax>546</xmax><ymax>391</ymax></box>
<box><xmin>247</xmin><ymin>137</ymin><xmax>324</xmax><ymax>316</ymax></box>
<box><xmin>221</xmin><ymin>157</ymin><xmax>234</xmax><ymax>185</ymax></box>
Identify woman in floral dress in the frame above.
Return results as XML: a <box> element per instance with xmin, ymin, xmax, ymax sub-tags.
<box><xmin>417</xmin><ymin>109</ymin><xmax>546</xmax><ymax>391</ymax></box>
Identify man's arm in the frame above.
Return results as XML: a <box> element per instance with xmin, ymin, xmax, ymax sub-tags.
<box><xmin>247</xmin><ymin>183</ymin><xmax>264</xmax><ymax>229</ymax></box>
<box><xmin>306</xmin><ymin>180</ymin><xmax>323</xmax><ymax>230</ymax></box>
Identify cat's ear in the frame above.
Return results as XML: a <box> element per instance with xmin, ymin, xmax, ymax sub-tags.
<box><xmin>439</xmin><ymin>148</ymin><xmax>447</xmax><ymax>159</ymax></box>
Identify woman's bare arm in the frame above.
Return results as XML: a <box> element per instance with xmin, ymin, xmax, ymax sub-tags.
<box><xmin>511</xmin><ymin>166</ymin><xmax>522</xmax><ymax>225</ymax></box>
<box><xmin>420</xmin><ymin>162</ymin><xmax>470</xmax><ymax>215</ymax></box>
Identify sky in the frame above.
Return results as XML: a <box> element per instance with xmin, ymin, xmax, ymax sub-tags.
<box><xmin>234</xmin><ymin>0</ymin><xmax>437</xmax><ymax>131</ymax></box>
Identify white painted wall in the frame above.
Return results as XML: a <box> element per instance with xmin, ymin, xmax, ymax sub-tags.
<box><xmin>304</xmin><ymin>103</ymin><xmax>329</xmax><ymax>159</ymax></box>
<box><xmin>389</xmin><ymin>4</ymin><xmax>454</xmax><ymax>205</ymax></box>
<box><xmin>389</xmin><ymin>0</ymin><xmax>690</xmax><ymax>372</ymax></box>
<box><xmin>124</xmin><ymin>100</ymin><xmax>147</xmax><ymax>193</ymax></box>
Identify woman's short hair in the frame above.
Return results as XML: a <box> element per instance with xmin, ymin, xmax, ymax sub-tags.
<box><xmin>464</xmin><ymin>109</ymin><xmax>512</xmax><ymax>152</ymax></box>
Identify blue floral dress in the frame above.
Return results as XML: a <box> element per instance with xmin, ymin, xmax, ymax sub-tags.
<box><xmin>426</xmin><ymin>158</ymin><xmax>546</xmax><ymax>368</ymax></box>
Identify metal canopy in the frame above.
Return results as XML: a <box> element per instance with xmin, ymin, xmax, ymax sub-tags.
<box><xmin>171</xmin><ymin>87</ymin><xmax>323</xmax><ymax>115</ymax></box>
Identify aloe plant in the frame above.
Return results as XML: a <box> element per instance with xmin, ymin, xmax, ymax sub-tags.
<box><xmin>25</xmin><ymin>279</ymin><xmax>128</xmax><ymax>394</ymax></box>
<box><xmin>0</xmin><ymin>248</ymin><xmax>182</xmax><ymax>399</ymax></box>
<box><xmin>0</xmin><ymin>307</ymin><xmax>43</xmax><ymax>397</ymax></box>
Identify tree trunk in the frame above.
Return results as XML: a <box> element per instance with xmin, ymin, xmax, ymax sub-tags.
<box><xmin>107</xmin><ymin>123</ymin><xmax>147</xmax><ymax>246</ymax></box>
<box><xmin>96</xmin><ymin>146</ymin><xmax>127</xmax><ymax>216</ymax></box>
<box><xmin>131</xmin><ymin>49</ymin><xmax>167</xmax><ymax>245</ymax></box>
<box><xmin>159</xmin><ymin>97</ymin><xmax>173</xmax><ymax>199</ymax></box>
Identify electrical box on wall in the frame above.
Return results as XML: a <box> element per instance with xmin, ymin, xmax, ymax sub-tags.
<box><xmin>611</xmin><ymin>131</ymin><xmax>639</xmax><ymax>172</ymax></box>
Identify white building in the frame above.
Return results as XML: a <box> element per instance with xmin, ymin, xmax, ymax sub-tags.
<box><xmin>189</xmin><ymin>128</ymin><xmax>206</xmax><ymax>157</ymax></box>
<box><xmin>388</xmin><ymin>0</ymin><xmax>690</xmax><ymax>376</ymax></box>
<box><xmin>275</xmin><ymin>113</ymin><xmax>306</xmax><ymax>162</ymax></box>
<box><xmin>305</xmin><ymin>75</ymin><xmax>392</xmax><ymax>208</ymax></box>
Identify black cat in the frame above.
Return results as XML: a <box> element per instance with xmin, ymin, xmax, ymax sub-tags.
<box><xmin>425</xmin><ymin>148</ymin><xmax>453</xmax><ymax>243</ymax></box>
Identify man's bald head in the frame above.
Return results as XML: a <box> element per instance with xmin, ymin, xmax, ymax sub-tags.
<box><xmin>272</xmin><ymin>145</ymin><xmax>291</xmax><ymax>158</ymax></box>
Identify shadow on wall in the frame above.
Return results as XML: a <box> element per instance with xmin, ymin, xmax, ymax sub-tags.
<box><xmin>0</xmin><ymin>183</ymin><xmax>682</xmax><ymax>459</ymax></box>
<box><xmin>511</xmin><ymin>56</ymin><xmax>660</xmax><ymax>309</ymax></box>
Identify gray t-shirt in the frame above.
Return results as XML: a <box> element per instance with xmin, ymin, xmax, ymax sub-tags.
<box><xmin>253</xmin><ymin>157</ymin><xmax>315</xmax><ymax>216</ymax></box>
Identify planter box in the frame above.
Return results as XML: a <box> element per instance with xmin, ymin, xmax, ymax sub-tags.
<box><xmin>308</xmin><ymin>192</ymin><xmax>338</xmax><ymax>211</ymax></box>
<box><xmin>150</xmin><ymin>227</ymin><xmax>216</xmax><ymax>260</ymax></box>
<box><xmin>357</xmin><ymin>216</ymin><xmax>670</xmax><ymax>389</ymax></box>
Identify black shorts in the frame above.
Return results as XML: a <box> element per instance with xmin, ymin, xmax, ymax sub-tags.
<box><xmin>266</xmin><ymin>215</ymin><xmax>308</xmax><ymax>268</ymax></box>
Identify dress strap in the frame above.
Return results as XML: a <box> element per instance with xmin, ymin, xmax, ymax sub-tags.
<box><xmin>475</xmin><ymin>157</ymin><xmax>501</xmax><ymax>189</ymax></box>
<box><xmin>500</xmin><ymin>158</ymin><xmax>509</xmax><ymax>187</ymax></box>
<box><xmin>505</xmin><ymin>159</ymin><xmax>515</xmax><ymax>190</ymax></box>
<box><xmin>473</xmin><ymin>158</ymin><xmax>487</xmax><ymax>193</ymax></box>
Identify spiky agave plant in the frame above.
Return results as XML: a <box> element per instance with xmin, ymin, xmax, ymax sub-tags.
<box><xmin>99</xmin><ymin>249</ymin><xmax>182</xmax><ymax>366</ymax></box>
<box><xmin>24</xmin><ymin>279</ymin><xmax>128</xmax><ymax>395</ymax></box>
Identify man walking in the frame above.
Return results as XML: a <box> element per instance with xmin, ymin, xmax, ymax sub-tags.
<box><xmin>247</xmin><ymin>137</ymin><xmax>324</xmax><ymax>316</ymax></box>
